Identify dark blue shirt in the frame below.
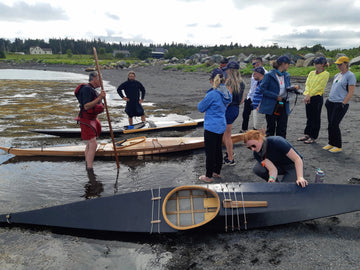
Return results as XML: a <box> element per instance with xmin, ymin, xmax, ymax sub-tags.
<box><xmin>254</xmin><ymin>136</ymin><xmax>302</xmax><ymax>166</ymax></box>
<box><xmin>117</xmin><ymin>80</ymin><xmax>145</xmax><ymax>102</ymax></box>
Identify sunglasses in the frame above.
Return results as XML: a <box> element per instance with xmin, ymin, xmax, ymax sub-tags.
<box><xmin>247</xmin><ymin>144</ymin><xmax>257</xmax><ymax>150</ymax></box>
<box><xmin>252</xmin><ymin>62</ymin><xmax>259</xmax><ymax>66</ymax></box>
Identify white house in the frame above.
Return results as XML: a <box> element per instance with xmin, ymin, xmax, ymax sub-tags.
<box><xmin>30</xmin><ymin>46</ymin><xmax>53</xmax><ymax>55</ymax></box>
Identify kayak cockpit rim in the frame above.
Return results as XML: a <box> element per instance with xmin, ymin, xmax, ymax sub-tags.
<box><xmin>162</xmin><ymin>185</ymin><xmax>220</xmax><ymax>230</ymax></box>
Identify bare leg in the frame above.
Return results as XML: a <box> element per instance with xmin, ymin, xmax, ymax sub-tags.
<box><xmin>223</xmin><ymin>124</ymin><xmax>234</xmax><ymax>160</ymax></box>
<box><xmin>128</xmin><ymin>117</ymin><xmax>133</xmax><ymax>125</ymax></box>
<box><xmin>85</xmin><ymin>137</ymin><xmax>97</xmax><ymax>169</ymax></box>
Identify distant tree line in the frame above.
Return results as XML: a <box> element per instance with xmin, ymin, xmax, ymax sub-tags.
<box><xmin>1</xmin><ymin>37</ymin><xmax>360</xmax><ymax>60</ymax></box>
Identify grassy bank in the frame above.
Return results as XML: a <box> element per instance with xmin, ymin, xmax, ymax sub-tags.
<box><xmin>2</xmin><ymin>53</ymin><xmax>360</xmax><ymax>80</ymax></box>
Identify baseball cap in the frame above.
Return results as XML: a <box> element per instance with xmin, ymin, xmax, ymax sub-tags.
<box><xmin>210</xmin><ymin>68</ymin><xmax>224</xmax><ymax>79</ymax></box>
<box><xmin>223</xmin><ymin>61</ymin><xmax>240</xmax><ymax>70</ymax></box>
<box><xmin>334</xmin><ymin>56</ymin><xmax>349</xmax><ymax>64</ymax></box>
<box><xmin>313</xmin><ymin>56</ymin><xmax>327</xmax><ymax>65</ymax></box>
<box><xmin>276</xmin><ymin>55</ymin><xmax>291</xmax><ymax>64</ymax></box>
<box><xmin>251</xmin><ymin>67</ymin><xmax>265</xmax><ymax>75</ymax></box>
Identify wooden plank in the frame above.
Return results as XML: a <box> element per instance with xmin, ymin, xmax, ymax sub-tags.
<box><xmin>223</xmin><ymin>201</ymin><xmax>268</xmax><ymax>208</ymax></box>
<box><xmin>204</xmin><ymin>198</ymin><xmax>219</xmax><ymax>208</ymax></box>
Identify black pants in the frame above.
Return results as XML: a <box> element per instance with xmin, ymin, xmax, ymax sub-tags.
<box><xmin>325</xmin><ymin>99</ymin><xmax>349</xmax><ymax>148</ymax></box>
<box><xmin>304</xmin><ymin>95</ymin><xmax>323</xmax><ymax>139</ymax></box>
<box><xmin>265</xmin><ymin>112</ymin><xmax>288</xmax><ymax>138</ymax></box>
<box><xmin>241</xmin><ymin>98</ymin><xmax>253</xmax><ymax>131</ymax></box>
<box><xmin>253</xmin><ymin>162</ymin><xmax>298</xmax><ymax>182</ymax></box>
<box><xmin>204</xmin><ymin>130</ymin><xmax>223</xmax><ymax>178</ymax></box>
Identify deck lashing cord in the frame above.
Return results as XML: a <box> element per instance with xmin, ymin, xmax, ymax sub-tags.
<box><xmin>231</xmin><ymin>183</ymin><xmax>241</xmax><ymax>230</ymax></box>
<box><xmin>221</xmin><ymin>184</ymin><xmax>228</xmax><ymax>232</ymax></box>
<box><xmin>150</xmin><ymin>187</ymin><xmax>161</xmax><ymax>234</ymax></box>
<box><xmin>239</xmin><ymin>184</ymin><xmax>248</xmax><ymax>230</ymax></box>
<box><xmin>226</xmin><ymin>183</ymin><xmax>235</xmax><ymax>231</ymax></box>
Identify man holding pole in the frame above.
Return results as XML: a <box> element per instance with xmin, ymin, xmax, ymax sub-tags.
<box><xmin>75</xmin><ymin>71</ymin><xmax>106</xmax><ymax>170</ymax></box>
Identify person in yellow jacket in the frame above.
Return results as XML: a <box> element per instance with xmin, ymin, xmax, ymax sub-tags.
<box><xmin>297</xmin><ymin>57</ymin><xmax>329</xmax><ymax>144</ymax></box>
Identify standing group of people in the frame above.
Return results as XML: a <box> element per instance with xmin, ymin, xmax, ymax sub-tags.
<box><xmin>75</xmin><ymin>55</ymin><xmax>356</xmax><ymax>188</ymax></box>
<box><xmin>198</xmin><ymin>54</ymin><xmax>356</xmax><ymax>187</ymax></box>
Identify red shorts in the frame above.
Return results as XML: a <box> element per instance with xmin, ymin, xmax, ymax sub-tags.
<box><xmin>80</xmin><ymin>118</ymin><xmax>101</xmax><ymax>140</ymax></box>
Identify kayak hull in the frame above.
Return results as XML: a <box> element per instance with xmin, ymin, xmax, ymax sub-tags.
<box><xmin>0</xmin><ymin>134</ymin><xmax>244</xmax><ymax>157</ymax></box>
<box><xmin>1</xmin><ymin>183</ymin><xmax>359</xmax><ymax>234</ymax></box>
<box><xmin>30</xmin><ymin>119</ymin><xmax>204</xmax><ymax>138</ymax></box>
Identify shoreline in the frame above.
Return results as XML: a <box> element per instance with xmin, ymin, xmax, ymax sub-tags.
<box><xmin>1</xmin><ymin>61</ymin><xmax>360</xmax><ymax>270</ymax></box>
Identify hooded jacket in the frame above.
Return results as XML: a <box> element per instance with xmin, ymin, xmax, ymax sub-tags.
<box><xmin>198</xmin><ymin>84</ymin><xmax>232</xmax><ymax>134</ymax></box>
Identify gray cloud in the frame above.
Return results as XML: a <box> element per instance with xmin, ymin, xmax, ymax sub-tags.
<box><xmin>0</xmin><ymin>2</ymin><xmax>68</xmax><ymax>21</ymax></box>
<box><xmin>233</xmin><ymin>0</ymin><xmax>360</xmax><ymax>27</ymax></box>
<box><xmin>272</xmin><ymin>28</ymin><xmax>360</xmax><ymax>49</ymax></box>
<box><xmin>105</xmin><ymin>12</ymin><xmax>120</xmax><ymax>21</ymax></box>
<box><xmin>207</xmin><ymin>23</ymin><xmax>222</xmax><ymax>28</ymax></box>
<box><xmin>274</xmin><ymin>0</ymin><xmax>360</xmax><ymax>27</ymax></box>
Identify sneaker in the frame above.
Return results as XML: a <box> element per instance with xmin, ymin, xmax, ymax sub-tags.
<box><xmin>224</xmin><ymin>158</ymin><xmax>236</xmax><ymax>166</ymax></box>
<box><xmin>223</xmin><ymin>152</ymin><xmax>236</xmax><ymax>162</ymax></box>
<box><xmin>322</xmin><ymin>144</ymin><xmax>333</xmax><ymax>150</ymax></box>
<box><xmin>329</xmin><ymin>147</ymin><xmax>342</xmax><ymax>153</ymax></box>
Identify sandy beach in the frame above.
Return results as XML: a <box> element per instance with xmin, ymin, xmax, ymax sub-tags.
<box><xmin>0</xmin><ymin>61</ymin><xmax>360</xmax><ymax>269</ymax></box>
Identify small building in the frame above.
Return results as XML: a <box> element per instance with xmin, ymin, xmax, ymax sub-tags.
<box><xmin>151</xmin><ymin>48</ymin><xmax>167</xmax><ymax>59</ymax></box>
<box><xmin>113</xmin><ymin>50</ymin><xmax>130</xmax><ymax>58</ymax></box>
<box><xmin>29</xmin><ymin>46</ymin><xmax>53</xmax><ymax>55</ymax></box>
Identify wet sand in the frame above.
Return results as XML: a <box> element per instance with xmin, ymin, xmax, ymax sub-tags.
<box><xmin>0</xmin><ymin>62</ymin><xmax>360</xmax><ymax>269</ymax></box>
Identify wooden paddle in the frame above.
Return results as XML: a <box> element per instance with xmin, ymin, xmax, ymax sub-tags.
<box><xmin>93</xmin><ymin>47</ymin><xmax>120</xmax><ymax>168</ymax></box>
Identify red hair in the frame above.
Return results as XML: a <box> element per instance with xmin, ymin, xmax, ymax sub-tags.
<box><xmin>243</xmin><ymin>129</ymin><xmax>266</xmax><ymax>143</ymax></box>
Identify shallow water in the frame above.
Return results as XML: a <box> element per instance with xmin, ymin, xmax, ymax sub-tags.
<box><xmin>0</xmin><ymin>69</ymin><xmax>203</xmax><ymax>269</ymax></box>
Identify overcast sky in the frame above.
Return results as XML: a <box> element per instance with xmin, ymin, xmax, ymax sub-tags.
<box><xmin>1</xmin><ymin>0</ymin><xmax>360</xmax><ymax>50</ymax></box>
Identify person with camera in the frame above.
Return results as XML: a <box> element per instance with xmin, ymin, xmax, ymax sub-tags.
<box><xmin>297</xmin><ymin>56</ymin><xmax>329</xmax><ymax>144</ymax></box>
<box><xmin>258</xmin><ymin>55</ymin><xmax>299</xmax><ymax>138</ymax></box>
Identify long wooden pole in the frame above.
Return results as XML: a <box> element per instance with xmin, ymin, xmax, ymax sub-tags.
<box><xmin>93</xmin><ymin>47</ymin><xmax>120</xmax><ymax>168</ymax></box>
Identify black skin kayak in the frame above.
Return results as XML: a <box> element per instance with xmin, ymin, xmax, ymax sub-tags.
<box><xmin>30</xmin><ymin>119</ymin><xmax>204</xmax><ymax>138</ymax></box>
<box><xmin>1</xmin><ymin>183</ymin><xmax>359</xmax><ymax>234</ymax></box>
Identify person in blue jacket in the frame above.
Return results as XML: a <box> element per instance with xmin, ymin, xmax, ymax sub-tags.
<box><xmin>258</xmin><ymin>55</ymin><xmax>299</xmax><ymax>138</ymax></box>
<box><xmin>198</xmin><ymin>68</ymin><xmax>232</xmax><ymax>183</ymax></box>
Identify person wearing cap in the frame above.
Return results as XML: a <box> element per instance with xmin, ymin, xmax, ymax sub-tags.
<box><xmin>258</xmin><ymin>55</ymin><xmax>299</xmax><ymax>138</ymax></box>
<box><xmin>323</xmin><ymin>56</ymin><xmax>356</xmax><ymax>153</ymax></box>
<box><xmin>241</xmin><ymin>57</ymin><xmax>266</xmax><ymax>132</ymax></box>
<box><xmin>74</xmin><ymin>72</ymin><xmax>106</xmax><ymax>170</ymax></box>
<box><xmin>222</xmin><ymin>61</ymin><xmax>245</xmax><ymax>165</ymax></box>
<box><xmin>117</xmin><ymin>71</ymin><xmax>146</xmax><ymax>125</ymax></box>
<box><xmin>219</xmin><ymin>57</ymin><xmax>229</xmax><ymax>70</ymax></box>
<box><xmin>198</xmin><ymin>68</ymin><xmax>232</xmax><ymax>182</ymax></box>
<box><xmin>297</xmin><ymin>56</ymin><xmax>329</xmax><ymax>144</ymax></box>
<box><xmin>251</xmin><ymin>66</ymin><xmax>266</xmax><ymax>130</ymax></box>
